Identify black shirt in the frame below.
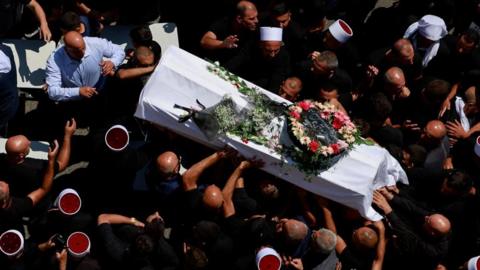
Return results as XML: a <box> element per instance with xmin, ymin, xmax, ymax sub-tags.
<box><xmin>367</xmin><ymin>47</ymin><xmax>423</xmax><ymax>87</ymax></box>
<box><xmin>203</xmin><ymin>16</ymin><xmax>257</xmax><ymax>63</ymax></box>
<box><xmin>0</xmin><ymin>155</ymin><xmax>47</xmax><ymax>197</ymax></box>
<box><xmin>224</xmin><ymin>42</ymin><xmax>291</xmax><ymax>92</ymax></box>
<box><xmin>0</xmin><ymin>0</ymin><xmax>30</xmax><ymax>37</ymax></box>
<box><xmin>0</xmin><ymin>197</ymin><xmax>33</xmax><ymax>231</ymax></box>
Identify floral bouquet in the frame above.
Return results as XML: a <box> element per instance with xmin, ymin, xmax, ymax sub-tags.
<box><xmin>286</xmin><ymin>100</ymin><xmax>364</xmax><ymax>173</ymax></box>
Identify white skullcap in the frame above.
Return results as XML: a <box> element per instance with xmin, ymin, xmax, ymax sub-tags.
<box><xmin>468</xmin><ymin>255</ymin><xmax>480</xmax><ymax>270</ymax></box>
<box><xmin>475</xmin><ymin>136</ymin><xmax>480</xmax><ymax>157</ymax></box>
<box><xmin>328</xmin><ymin>19</ymin><xmax>353</xmax><ymax>43</ymax></box>
<box><xmin>260</xmin><ymin>27</ymin><xmax>283</xmax><ymax>42</ymax></box>
<box><xmin>416</xmin><ymin>15</ymin><xmax>447</xmax><ymax>41</ymax></box>
<box><xmin>256</xmin><ymin>247</ymin><xmax>281</xmax><ymax>270</ymax></box>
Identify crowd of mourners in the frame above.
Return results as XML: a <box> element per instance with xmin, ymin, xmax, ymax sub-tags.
<box><xmin>1</xmin><ymin>0</ymin><xmax>480</xmax><ymax>269</ymax></box>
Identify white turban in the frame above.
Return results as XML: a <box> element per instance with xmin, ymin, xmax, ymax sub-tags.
<box><xmin>404</xmin><ymin>15</ymin><xmax>448</xmax><ymax>67</ymax></box>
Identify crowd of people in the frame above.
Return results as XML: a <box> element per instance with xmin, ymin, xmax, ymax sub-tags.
<box><xmin>1</xmin><ymin>0</ymin><xmax>480</xmax><ymax>269</ymax></box>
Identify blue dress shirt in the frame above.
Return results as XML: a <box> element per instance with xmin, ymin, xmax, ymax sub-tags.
<box><xmin>46</xmin><ymin>37</ymin><xmax>125</xmax><ymax>101</ymax></box>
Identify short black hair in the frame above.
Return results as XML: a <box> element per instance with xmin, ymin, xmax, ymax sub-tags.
<box><xmin>130</xmin><ymin>25</ymin><xmax>153</xmax><ymax>46</ymax></box>
<box><xmin>406</xmin><ymin>144</ymin><xmax>427</xmax><ymax>167</ymax></box>
<box><xmin>445</xmin><ymin>169</ymin><xmax>473</xmax><ymax>194</ymax></box>
<box><xmin>132</xmin><ymin>234</ymin><xmax>155</xmax><ymax>258</ymax></box>
<box><xmin>60</xmin><ymin>11</ymin><xmax>81</xmax><ymax>31</ymax></box>
<box><xmin>269</xmin><ymin>0</ymin><xmax>290</xmax><ymax>17</ymax></box>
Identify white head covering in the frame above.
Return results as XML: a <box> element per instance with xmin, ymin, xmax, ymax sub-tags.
<box><xmin>468</xmin><ymin>255</ymin><xmax>480</xmax><ymax>270</ymax></box>
<box><xmin>260</xmin><ymin>27</ymin><xmax>283</xmax><ymax>42</ymax></box>
<box><xmin>404</xmin><ymin>14</ymin><xmax>448</xmax><ymax>67</ymax></box>
<box><xmin>256</xmin><ymin>247</ymin><xmax>281</xmax><ymax>270</ymax></box>
<box><xmin>328</xmin><ymin>19</ymin><xmax>353</xmax><ymax>43</ymax></box>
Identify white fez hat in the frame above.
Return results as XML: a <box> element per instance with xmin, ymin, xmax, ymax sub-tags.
<box><xmin>468</xmin><ymin>255</ymin><xmax>480</xmax><ymax>270</ymax></box>
<box><xmin>67</xmin><ymin>232</ymin><xmax>91</xmax><ymax>259</ymax></box>
<box><xmin>54</xmin><ymin>188</ymin><xmax>82</xmax><ymax>215</ymax></box>
<box><xmin>417</xmin><ymin>15</ymin><xmax>447</xmax><ymax>41</ymax></box>
<box><xmin>328</xmin><ymin>19</ymin><xmax>353</xmax><ymax>43</ymax></box>
<box><xmin>256</xmin><ymin>247</ymin><xmax>282</xmax><ymax>270</ymax></box>
<box><xmin>260</xmin><ymin>27</ymin><xmax>283</xmax><ymax>42</ymax></box>
<box><xmin>475</xmin><ymin>136</ymin><xmax>480</xmax><ymax>157</ymax></box>
<box><xmin>0</xmin><ymin>230</ymin><xmax>24</xmax><ymax>258</ymax></box>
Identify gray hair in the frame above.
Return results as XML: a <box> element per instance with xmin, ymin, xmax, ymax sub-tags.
<box><xmin>312</xmin><ymin>228</ymin><xmax>337</xmax><ymax>254</ymax></box>
<box><xmin>315</xmin><ymin>51</ymin><xmax>338</xmax><ymax>70</ymax></box>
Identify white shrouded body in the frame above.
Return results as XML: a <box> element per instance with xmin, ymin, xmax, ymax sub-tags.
<box><xmin>135</xmin><ymin>46</ymin><xmax>409</xmax><ymax>221</ymax></box>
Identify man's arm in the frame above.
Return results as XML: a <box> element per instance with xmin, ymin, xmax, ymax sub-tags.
<box><xmin>182</xmin><ymin>149</ymin><xmax>230</xmax><ymax>191</ymax></box>
<box><xmin>222</xmin><ymin>161</ymin><xmax>250</xmax><ymax>218</ymax></box>
<box><xmin>28</xmin><ymin>140</ymin><xmax>59</xmax><ymax>205</ymax></box>
<box><xmin>26</xmin><ymin>0</ymin><xmax>51</xmax><ymax>41</ymax></box>
<box><xmin>97</xmin><ymin>213</ymin><xmax>145</xmax><ymax>227</ymax></box>
<box><xmin>371</xmin><ymin>220</ymin><xmax>386</xmax><ymax>270</ymax></box>
<box><xmin>56</xmin><ymin>119</ymin><xmax>76</xmax><ymax>172</ymax></box>
<box><xmin>100</xmin><ymin>39</ymin><xmax>125</xmax><ymax>68</ymax></box>
<box><xmin>200</xmin><ymin>31</ymin><xmax>238</xmax><ymax>50</ymax></box>
<box><xmin>45</xmin><ymin>54</ymin><xmax>81</xmax><ymax>101</ymax></box>
<box><xmin>116</xmin><ymin>65</ymin><xmax>155</xmax><ymax>80</ymax></box>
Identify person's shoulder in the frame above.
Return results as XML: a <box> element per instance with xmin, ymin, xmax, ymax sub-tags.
<box><xmin>208</xmin><ymin>16</ymin><xmax>230</xmax><ymax>33</ymax></box>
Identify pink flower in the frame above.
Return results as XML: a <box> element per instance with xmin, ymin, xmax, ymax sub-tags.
<box><xmin>334</xmin><ymin>111</ymin><xmax>348</xmax><ymax>122</ymax></box>
<box><xmin>290</xmin><ymin>111</ymin><xmax>301</xmax><ymax>120</ymax></box>
<box><xmin>338</xmin><ymin>140</ymin><xmax>349</xmax><ymax>149</ymax></box>
<box><xmin>331</xmin><ymin>143</ymin><xmax>340</xmax><ymax>154</ymax></box>
<box><xmin>309</xmin><ymin>140</ymin><xmax>319</xmax><ymax>153</ymax></box>
<box><xmin>298</xmin><ymin>101</ymin><xmax>311</xmax><ymax>111</ymax></box>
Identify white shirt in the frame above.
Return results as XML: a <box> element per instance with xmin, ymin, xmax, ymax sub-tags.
<box><xmin>45</xmin><ymin>37</ymin><xmax>125</xmax><ymax>101</ymax></box>
<box><xmin>455</xmin><ymin>97</ymin><xmax>471</xmax><ymax>131</ymax></box>
<box><xmin>0</xmin><ymin>49</ymin><xmax>12</xmax><ymax>74</ymax></box>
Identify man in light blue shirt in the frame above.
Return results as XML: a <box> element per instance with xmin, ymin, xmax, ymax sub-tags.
<box><xmin>46</xmin><ymin>31</ymin><xmax>125</xmax><ymax>101</ymax></box>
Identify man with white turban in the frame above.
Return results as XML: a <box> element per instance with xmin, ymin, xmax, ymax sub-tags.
<box><xmin>404</xmin><ymin>14</ymin><xmax>448</xmax><ymax>68</ymax></box>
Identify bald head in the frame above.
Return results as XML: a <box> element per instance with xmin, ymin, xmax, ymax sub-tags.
<box><xmin>392</xmin><ymin>38</ymin><xmax>415</xmax><ymax>64</ymax></box>
<box><xmin>236</xmin><ymin>1</ymin><xmax>258</xmax><ymax>31</ymax></box>
<box><xmin>135</xmin><ymin>46</ymin><xmax>154</xmax><ymax>66</ymax></box>
<box><xmin>352</xmin><ymin>226</ymin><xmax>378</xmax><ymax>251</ymax></box>
<box><xmin>283</xmin><ymin>219</ymin><xmax>308</xmax><ymax>245</ymax></box>
<box><xmin>385</xmin><ymin>67</ymin><xmax>405</xmax><ymax>85</ymax></box>
<box><xmin>203</xmin><ymin>185</ymin><xmax>224</xmax><ymax>210</ymax></box>
<box><xmin>64</xmin><ymin>31</ymin><xmax>86</xmax><ymax>60</ymax></box>
<box><xmin>424</xmin><ymin>214</ymin><xmax>451</xmax><ymax>237</ymax></box>
<box><xmin>5</xmin><ymin>135</ymin><xmax>30</xmax><ymax>164</ymax></box>
<box><xmin>156</xmin><ymin>151</ymin><xmax>179</xmax><ymax>175</ymax></box>
<box><xmin>237</xmin><ymin>1</ymin><xmax>257</xmax><ymax>13</ymax></box>
<box><xmin>426</xmin><ymin>120</ymin><xmax>447</xmax><ymax>139</ymax></box>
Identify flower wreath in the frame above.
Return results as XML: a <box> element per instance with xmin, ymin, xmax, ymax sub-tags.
<box><xmin>286</xmin><ymin>100</ymin><xmax>362</xmax><ymax>172</ymax></box>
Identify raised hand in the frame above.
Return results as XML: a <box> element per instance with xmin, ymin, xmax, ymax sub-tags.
<box><xmin>372</xmin><ymin>190</ymin><xmax>392</xmax><ymax>215</ymax></box>
<box><xmin>446</xmin><ymin>120</ymin><xmax>469</xmax><ymax>139</ymax></box>
<box><xmin>64</xmin><ymin>118</ymin><xmax>77</xmax><ymax>137</ymax></box>
<box><xmin>223</xmin><ymin>35</ymin><xmax>239</xmax><ymax>49</ymax></box>
<box><xmin>48</xmin><ymin>140</ymin><xmax>59</xmax><ymax>161</ymax></box>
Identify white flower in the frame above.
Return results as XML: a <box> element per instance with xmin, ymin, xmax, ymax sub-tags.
<box><xmin>327</xmin><ymin>147</ymin><xmax>334</xmax><ymax>154</ymax></box>
<box><xmin>292</xmin><ymin>106</ymin><xmax>303</xmax><ymax>113</ymax></box>
<box><xmin>300</xmin><ymin>136</ymin><xmax>311</xmax><ymax>145</ymax></box>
